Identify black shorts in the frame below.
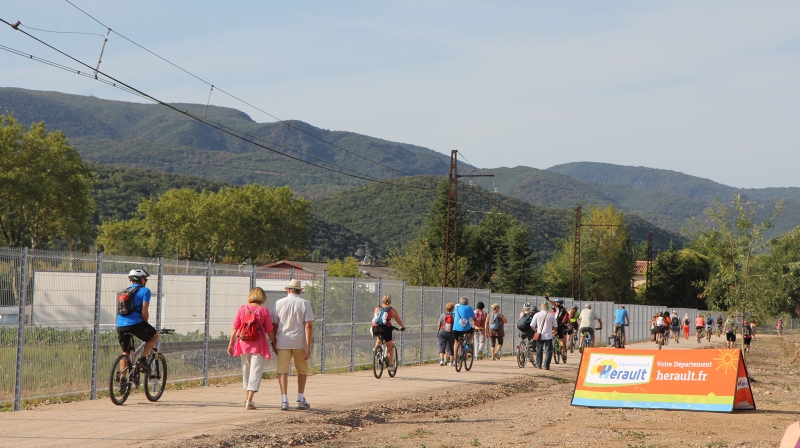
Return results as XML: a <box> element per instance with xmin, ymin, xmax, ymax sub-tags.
<box><xmin>453</xmin><ymin>328</ymin><xmax>474</xmax><ymax>341</ymax></box>
<box><xmin>696</xmin><ymin>326</ymin><xmax>704</xmax><ymax>332</ymax></box>
<box><xmin>520</xmin><ymin>329</ymin><xmax>534</xmax><ymax>340</ymax></box>
<box><xmin>117</xmin><ymin>321</ymin><xmax>157</xmax><ymax>353</ymax></box>
<box><xmin>371</xmin><ymin>325</ymin><xmax>394</xmax><ymax>342</ymax></box>
<box><xmin>726</xmin><ymin>332</ymin><xmax>736</xmax><ymax>342</ymax></box>
<box><xmin>743</xmin><ymin>336</ymin><xmax>752</xmax><ymax>346</ymax></box>
<box><xmin>556</xmin><ymin>325</ymin><xmax>569</xmax><ymax>338</ymax></box>
<box><xmin>655</xmin><ymin>325</ymin><xmax>666</xmax><ymax>334</ymax></box>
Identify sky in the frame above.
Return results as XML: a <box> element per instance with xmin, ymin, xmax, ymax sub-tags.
<box><xmin>1</xmin><ymin>1</ymin><xmax>799</xmax><ymax>188</ymax></box>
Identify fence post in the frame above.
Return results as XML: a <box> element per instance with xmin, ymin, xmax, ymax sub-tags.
<box><xmin>320</xmin><ymin>271</ymin><xmax>327</xmax><ymax>374</ymax></box>
<box><xmin>350</xmin><ymin>277</ymin><xmax>355</xmax><ymax>372</ymax></box>
<box><xmin>512</xmin><ymin>294</ymin><xmax>516</xmax><ymax>354</ymax></box>
<box><xmin>203</xmin><ymin>261</ymin><xmax>211</xmax><ymax>387</ymax></box>
<box><xmin>249</xmin><ymin>262</ymin><xmax>256</xmax><ymax>290</ymax></box>
<box><xmin>440</xmin><ymin>287</ymin><xmax>444</xmax><ymax>314</ymax></box>
<box><xmin>156</xmin><ymin>257</ymin><xmax>163</xmax><ymax>332</ymax></box>
<box><xmin>420</xmin><ymin>285</ymin><xmax>425</xmax><ymax>365</ymax></box>
<box><xmin>14</xmin><ymin>247</ymin><xmax>28</xmax><ymax>412</ymax></box>
<box><xmin>377</xmin><ymin>278</ymin><xmax>382</xmax><ymax>306</ymax></box>
<box><xmin>400</xmin><ymin>281</ymin><xmax>405</xmax><ymax>364</ymax></box>
<box><xmin>90</xmin><ymin>252</ymin><xmax>102</xmax><ymax>400</ymax></box>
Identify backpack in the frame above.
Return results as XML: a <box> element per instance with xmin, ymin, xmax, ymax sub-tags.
<box><xmin>671</xmin><ymin>316</ymin><xmax>680</xmax><ymax>328</ymax></box>
<box><xmin>474</xmin><ymin>310</ymin><xmax>485</xmax><ymax>329</ymax></box>
<box><xmin>116</xmin><ymin>285</ymin><xmax>142</xmax><ymax>316</ymax></box>
<box><xmin>238</xmin><ymin>305</ymin><xmax>258</xmax><ymax>341</ymax></box>
<box><xmin>517</xmin><ymin>312</ymin><xmax>533</xmax><ymax>331</ymax></box>
<box><xmin>441</xmin><ymin>312</ymin><xmax>454</xmax><ymax>332</ymax></box>
<box><xmin>684</xmin><ymin>317</ymin><xmax>690</xmax><ymax>326</ymax></box>
<box><xmin>455</xmin><ymin>306</ymin><xmax>469</xmax><ymax>327</ymax></box>
<box><xmin>743</xmin><ymin>325</ymin><xmax>752</xmax><ymax>337</ymax></box>
<box><xmin>489</xmin><ymin>312</ymin><xmax>500</xmax><ymax>330</ymax></box>
<box><xmin>374</xmin><ymin>306</ymin><xmax>392</xmax><ymax>326</ymax></box>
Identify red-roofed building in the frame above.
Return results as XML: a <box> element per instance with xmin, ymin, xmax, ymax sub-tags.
<box><xmin>633</xmin><ymin>260</ymin><xmax>649</xmax><ymax>287</ymax></box>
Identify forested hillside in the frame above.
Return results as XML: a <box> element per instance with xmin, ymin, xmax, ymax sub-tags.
<box><xmin>0</xmin><ymin>87</ymin><xmax>453</xmax><ymax>199</ymax></box>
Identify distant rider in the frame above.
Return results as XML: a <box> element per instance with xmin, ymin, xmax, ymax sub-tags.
<box><xmin>116</xmin><ymin>269</ymin><xmax>159</xmax><ymax>373</ymax></box>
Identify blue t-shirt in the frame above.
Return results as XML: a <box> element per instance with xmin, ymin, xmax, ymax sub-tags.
<box><xmin>453</xmin><ymin>305</ymin><xmax>475</xmax><ymax>331</ymax></box>
<box><xmin>116</xmin><ymin>285</ymin><xmax>151</xmax><ymax>327</ymax></box>
<box><xmin>613</xmin><ymin>308</ymin><xmax>628</xmax><ymax>325</ymax></box>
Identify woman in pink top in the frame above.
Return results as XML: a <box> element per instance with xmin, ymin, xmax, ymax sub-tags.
<box><xmin>227</xmin><ymin>287</ymin><xmax>277</xmax><ymax>410</ymax></box>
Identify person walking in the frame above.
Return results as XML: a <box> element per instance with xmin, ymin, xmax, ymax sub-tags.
<box><xmin>683</xmin><ymin>314</ymin><xmax>691</xmax><ymax>340</ymax></box>
<box><xmin>671</xmin><ymin>311</ymin><xmax>681</xmax><ymax>343</ymax></box>
<box><xmin>743</xmin><ymin>320</ymin><xmax>753</xmax><ymax>353</ymax></box>
<box><xmin>486</xmin><ymin>303</ymin><xmax>507</xmax><ymax>360</ymax></box>
<box><xmin>227</xmin><ymin>287</ymin><xmax>277</xmax><ymax>410</ymax></box>
<box><xmin>723</xmin><ymin>317</ymin><xmax>737</xmax><ymax>349</ymax></box>
<box><xmin>531</xmin><ymin>301</ymin><xmax>557</xmax><ymax>370</ymax></box>
<box><xmin>474</xmin><ymin>302</ymin><xmax>487</xmax><ymax>359</ymax></box>
<box><xmin>438</xmin><ymin>302</ymin><xmax>456</xmax><ymax>366</ymax></box>
<box><xmin>273</xmin><ymin>279</ymin><xmax>314</xmax><ymax>411</ymax></box>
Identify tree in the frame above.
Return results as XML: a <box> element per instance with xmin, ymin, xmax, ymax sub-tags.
<box><xmin>754</xmin><ymin>225</ymin><xmax>800</xmax><ymax>317</ymax></box>
<box><xmin>387</xmin><ymin>238</ymin><xmax>469</xmax><ymax>287</ymax></box>
<box><xmin>646</xmin><ymin>247</ymin><xmax>711</xmax><ymax>308</ymax></box>
<box><xmin>326</xmin><ymin>257</ymin><xmax>362</xmax><ymax>278</ymax></box>
<box><xmin>493</xmin><ymin>223</ymin><xmax>542</xmax><ymax>294</ymax></box>
<box><xmin>690</xmin><ymin>194</ymin><xmax>783</xmax><ymax>319</ymax></box>
<box><xmin>0</xmin><ymin>114</ymin><xmax>95</xmax><ymax>249</ymax></box>
<box><xmin>97</xmin><ymin>184</ymin><xmax>311</xmax><ymax>263</ymax></box>
<box><xmin>543</xmin><ymin>205</ymin><xmax>635</xmax><ymax>302</ymax></box>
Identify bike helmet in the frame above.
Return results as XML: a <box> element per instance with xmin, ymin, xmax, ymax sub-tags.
<box><xmin>554</xmin><ymin>298</ymin><xmax>564</xmax><ymax>305</ymax></box>
<box><xmin>572</xmin><ymin>305</ymin><xmax>578</xmax><ymax>310</ymax></box>
<box><xmin>128</xmin><ymin>269</ymin><xmax>150</xmax><ymax>282</ymax></box>
<box><xmin>523</xmin><ymin>302</ymin><xmax>531</xmax><ymax>310</ymax></box>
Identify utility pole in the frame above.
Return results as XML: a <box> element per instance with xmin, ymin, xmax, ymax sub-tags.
<box><xmin>443</xmin><ymin>150</ymin><xmax>493</xmax><ymax>288</ymax></box>
<box><xmin>572</xmin><ymin>204</ymin><xmax>582</xmax><ymax>302</ymax></box>
<box><xmin>646</xmin><ymin>231</ymin><xmax>653</xmax><ymax>304</ymax></box>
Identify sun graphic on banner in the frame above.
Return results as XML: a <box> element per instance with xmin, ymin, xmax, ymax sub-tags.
<box><xmin>713</xmin><ymin>349</ymin><xmax>739</xmax><ymax>375</ymax></box>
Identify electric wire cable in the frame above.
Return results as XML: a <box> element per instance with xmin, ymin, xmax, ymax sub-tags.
<box><xmin>19</xmin><ymin>24</ymin><xmax>106</xmax><ymax>38</ymax></box>
<box><xmin>62</xmin><ymin>0</ymin><xmax>422</xmax><ymax>180</ymax></box>
<box><xmin>0</xmin><ymin>24</ymin><xmax>437</xmax><ymax>191</ymax></box>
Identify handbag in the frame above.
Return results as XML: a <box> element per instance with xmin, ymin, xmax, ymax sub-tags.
<box><xmin>532</xmin><ymin>312</ymin><xmax>544</xmax><ymax>341</ymax></box>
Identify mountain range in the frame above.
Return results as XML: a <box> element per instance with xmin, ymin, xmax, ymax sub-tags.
<box><xmin>2</xmin><ymin>87</ymin><xmax>797</xmax><ymax>259</ymax></box>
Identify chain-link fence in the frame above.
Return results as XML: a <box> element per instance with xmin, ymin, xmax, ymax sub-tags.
<box><xmin>0</xmin><ymin>247</ymin><xmax>714</xmax><ymax>411</ymax></box>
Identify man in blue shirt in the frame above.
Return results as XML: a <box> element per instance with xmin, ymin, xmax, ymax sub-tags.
<box><xmin>452</xmin><ymin>296</ymin><xmax>476</xmax><ymax>354</ymax></box>
<box><xmin>117</xmin><ymin>269</ymin><xmax>159</xmax><ymax>372</ymax></box>
<box><xmin>613</xmin><ymin>305</ymin><xmax>629</xmax><ymax>347</ymax></box>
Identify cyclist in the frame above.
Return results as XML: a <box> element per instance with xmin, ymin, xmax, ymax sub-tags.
<box><xmin>547</xmin><ymin>297</ymin><xmax>570</xmax><ymax>362</ymax></box>
<box><xmin>654</xmin><ymin>312</ymin><xmax>667</xmax><ymax>345</ymax></box>
<box><xmin>671</xmin><ymin>311</ymin><xmax>681</xmax><ymax>343</ymax></box>
<box><xmin>577</xmin><ymin>303</ymin><xmax>602</xmax><ymax>348</ymax></box>
<box><xmin>116</xmin><ymin>269</ymin><xmax>159</xmax><ymax>373</ymax></box>
<box><xmin>453</xmin><ymin>296</ymin><xmax>476</xmax><ymax>355</ymax></box>
<box><xmin>695</xmin><ymin>314</ymin><xmax>705</xmax><ymax>343</ymax></box>
<box><xmin>716</xmin><ymin>314</ymin><xmax>724</xmax><ymax>338</ymax></box>
<box><xmin>662</xmin><ymin>311</ymin><xmax>671</xmax><ymax>345</ymax></box>
<box><xmin>705</xmin><ymin>314</ymin><xmax>714</xmax><ymax>341</ymax></box>
<box><xmin>372</xmin><ymin>295</ymin><xmax>405</xmax><ymax>370</ymax></box>
<box><xmin>568</xmin><ymin>305</ymin><xmax>580</xmax><ymax>348</ymax></box>
<box><xmin>612</xmin><ymin>305</ymin><xmax>629</xmax><ymax>347</ymax></box>
<box><xmin>518</xmin><ymin>303</ymin><xmax>536</xmax><ymax>343</ymax></box>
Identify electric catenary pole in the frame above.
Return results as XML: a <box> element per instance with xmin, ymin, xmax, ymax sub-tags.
<box><xmin>572</xmin><ymin>204</ymin><xmax>582</xmax><ymax>302</ymax></box>
<box><xmin>646</xmin><ymin>230</ymin><xmax>653</xmax><ymax>304</ymax></box>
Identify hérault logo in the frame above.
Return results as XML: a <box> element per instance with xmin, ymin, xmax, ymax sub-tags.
<box><xmin>584</xmin><ymin>354</ymin><xmax>654</xmax><ymax>387</ymax></box>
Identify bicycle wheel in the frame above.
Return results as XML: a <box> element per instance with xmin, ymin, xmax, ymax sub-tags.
<box><xmin>387</xmin><ymin>346</ymin><xmax>399</xmax><ymax>378</ymax></box>
<box><xmin>454</xmin><ymin>342</ymin><xmax>463</xmax><ymax>372</ymax></box>
<box><xmin>109</xmin><ymin>354</ymin><xmax>133</xmax><ymax>405</ymax></box>
<box><xmin>144</xmin><ymin>353</ymin><xmax>167</xmax><ymax>402</ymax></box>
<box><xmin>554</xmin><ymin>342</ymin><xmax>561</xmax><ymax>364</ymax></box>
<box><xmin>569</xmin><ymin>335</ymin><xmax>576</xmax><ymax>353</ymax></box>
<box><xmin>464</xmin><ymin>346</ymin><xmax>474</xmax><ymax>371</ymax></box>
<box><xmin>372</xmin><ymin>346</ymin><xmax>384</xmax><ymax>379</ymax></box>
<box><xmin>517</xmin><ymin>342</ymin><xmax>527</xmax><ymax>368</ymax></box>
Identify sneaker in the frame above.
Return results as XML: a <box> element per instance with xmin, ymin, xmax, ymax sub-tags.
<box><xmin>450</xmin><ymin>361</ymin><xmax>455</xmax><ymax>366</ymax></box>
<box><xmin>136</xmin><ymin>356</ymin><xmax>150</xmax><ymax>373</ymax></box>
<box><xmin>296</xmin><ymin>399</ymin><xmax>310</xmax><ymax>410</ymax></box>
<box><xmin>245</xmin><ymin>401</ymin><xmax>256</xmax><ymax>410</ymax></box>
<box><xmin>280</xmin><ymin>402</ymin><xmax>289</xmax><ymax>411</ymax></box>
<box><xmin>440</xmin><ymin>359</ymin><xmax>445</xmax><ymax>366</ymax></box>
<box><xmin>465</xmin><ymin>344</ymin><xmax>472</xmax><ymax>353</ymax></box>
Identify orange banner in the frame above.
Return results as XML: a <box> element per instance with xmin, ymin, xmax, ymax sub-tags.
<box><xmin>572</xmin><ymin>348</ymin><xmax>755</xmax><ymax>412</ymax></box>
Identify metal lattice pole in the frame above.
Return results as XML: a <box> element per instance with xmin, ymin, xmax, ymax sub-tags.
<box><xmin>203</xmin><ymin>261</ymin><xmax>211</xmax><ymax>387</ymax></box>
<box><xmin>156</xmin><ymin>257</ymin><xmax>164</xmax><ymax>332</ymax></box>
<box><xmin>320</xmin><ymin>271</ymin><xmax>327</xmax><ymax>374</ymax></box>
<box><xmin>14</xmin><ymin>247</ymin><xmax>28</xmax><ymax>411</ymax></box>
<box><xmin>400</xmin><ymin>281</ymin><xmax>405</xmax><ymax>364</ymax></box>
<box><xmin>249</xmin><ymin>262</ymin><xmax>256</xmax><ymax>290</ymax></box>
<box><xmin>90</xmin><ymin>252</ymin><xmax>102</xmax><ymax>400</ymax></box>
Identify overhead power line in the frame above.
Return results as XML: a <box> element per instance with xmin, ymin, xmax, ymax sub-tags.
<box><xmin>62</xmin><ymin>0</ymin><xmax>422</xmax><ymax>180</ymax></box>
<box><xmin>0</xmin><ymin>21</ymin><xmax>437</xmax><ymax>191</ymax></box>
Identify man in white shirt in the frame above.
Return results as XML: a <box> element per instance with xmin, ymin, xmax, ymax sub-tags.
<box><xmin>577</xmin><ymin>303</ymin><xmax>603</xmax><ymax>348</ymax></box>
<box><xmin>273</xmin><ymin>279</ymin><xmax>314</xmax><ymax>411</ymax></box>
<box><xmin>530</xmin><ymin>301</ymin><xmax>558</xmax><ymax>370</ymax></box>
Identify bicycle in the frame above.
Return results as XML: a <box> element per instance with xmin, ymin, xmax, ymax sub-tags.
<box><xmin>109</xmin><ymin>328</ymin><xmax>174</xmax><ymax>405</ymax></box>
<box><xmin>579</xmin><ymin>327</ymin><xmax>600</xmax><ymax>353</ymax></box>
<box><xmin>655</xmin><ymin>329</ymin><xmax>665</xmax><ymax>350</ymax></box>
<box><xmin>553</xmin><ymin>334</ymin><xmax>564</xmax><ymax>364</ymax></box>
<box><xmin>609</xmin><ymin>325</ymin><xmax>625</xmax><ymax>348</ymax></box>
<box><xmin>516</xmin><ymin>336</ymin><xmax>535</xmax><ymax>368</ymax></box>
<box><xmin>373</xmin><ymin>325</ymin><xmax>404</xmax><ymax>379</ymax></box>
<box><xmin>696</xmin><ymin>327</ymin><xmax>704</xmax><ymax>344</ymax></box>
<box><xmin>568</xmin><ymin>327</ymin><xmax>579</xmax><ymax>353</ymax></box>
<box><xmin>454</xmin><ymin>332</ymin><xmax>474</xmax><ymax>372</ymax></box>
<box><xmin>706</xmin><ymin>326</ymin><xmax>713</xmax><ymax>342</ymax></box>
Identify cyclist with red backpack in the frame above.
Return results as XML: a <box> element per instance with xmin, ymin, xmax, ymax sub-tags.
<box><xmin>116</xmin><ymin>269</ymin><xmax>159</xmax><ymax>374</ymax></box>
<box><xmin>438</xmin><ymin>302</ymin><xmax>457</xmax><ymax>366</ymax></box>
<box><xmin>372</xmin><ymin>295</ymin><xmax>405</xmax><ymax>371</ymax></box>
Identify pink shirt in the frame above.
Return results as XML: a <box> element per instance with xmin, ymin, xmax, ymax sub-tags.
<box><xmin>232</xmin><ymin>304</ymin><xmax>274</xmax><ymax>359</ymax></box>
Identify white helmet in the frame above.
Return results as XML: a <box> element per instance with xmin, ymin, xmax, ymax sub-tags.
<box><xmin>128</xmin><ymin>269</ymin><xmax>150</xmax><ymax>282</ymax></box>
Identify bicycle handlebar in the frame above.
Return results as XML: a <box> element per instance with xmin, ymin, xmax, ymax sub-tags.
<box><xmin>159</xmin><ymin>328</ymin><xmax>175</xmax><ymax>334</ymax></box>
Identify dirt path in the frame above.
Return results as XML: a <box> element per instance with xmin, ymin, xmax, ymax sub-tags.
<box><xmin>2</xmin><ymin>334</ymin><xmax>795</xmax><ymax>448</ymax></box>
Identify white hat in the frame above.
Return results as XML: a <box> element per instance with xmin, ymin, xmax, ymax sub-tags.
<box><xmin>284</xmin><ymin>279</ymin><xmax>304</xmax><ymax>291</ymax></box>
